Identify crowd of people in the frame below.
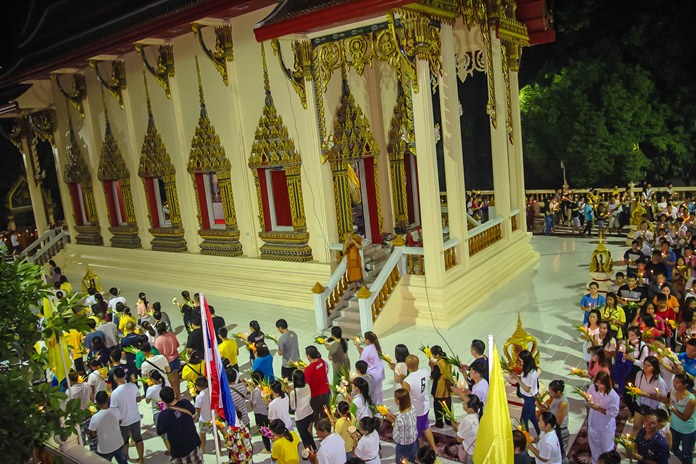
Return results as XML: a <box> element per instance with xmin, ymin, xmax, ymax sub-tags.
<box><xmin>44</xmin><ymin>205</ymin><xmax>696</xmax><ymax>464</ymax></box>
<box><xmin>533</xmin><ymin>184</ymin><xmax>696</xmax><ymax>237</ymax></box>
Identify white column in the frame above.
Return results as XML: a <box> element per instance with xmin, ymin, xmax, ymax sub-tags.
<box><xmin>488</xmin><ymin>30</ymin><xmax>512</xmax><ymax>239</ymax></box>
<box><xmin>19</xmin><ymin>139</ymin><xmax>49</xmax><ymax>233</ymax></box>
<box><xmin>509</xmin><ymin>70</ymin><xmax>527</xmax><ymax>231</ymax></box>
<box><xmin>439</xmin><ymin>23</ymin><xmax>469</xmax><ymax>267</ymax></box>
<box><xmin>411</xmin><ymin>58</ymin><xmax>445</xmax><ymax>287</ymax></box>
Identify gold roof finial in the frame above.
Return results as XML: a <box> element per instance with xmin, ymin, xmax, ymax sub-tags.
<box><xmin>195</xmin><ymin>56</ymin><xmax>205</xmax><ymax>107</ymax></box>
<box><xmin>261</xmin><ymin>42</ymin><xmax>273</xmax><ymax>107</ymax></box>
<box><xmin>143</xmin><ymin>71</ymin><xmax>153</xmax><ymax>117</ymax></box>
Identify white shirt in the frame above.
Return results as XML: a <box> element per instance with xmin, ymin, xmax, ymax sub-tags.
<box><xmin>537</xmin><ymin>430</ymin><xmax>562</xmax><ymax>464</ymax></box>
<box><xmin>471</xmin><ymin>379</ymin><xmax>489</xmax><ymax>406</ymax></box>
<box><xmin>354</xmin><ymin>430</ymin><xmax>381</xmax><ymax>463</ymax></box>
<box><xmin>456</xmin><ymin>412</ymin><xmax>479</xmax><ymax>456</ymax></box>
<box><xmin>68</xmin><ymin>383</ymin><xmax>92</xmax><ymax>410</ymax></box>
<box><xmin>108</xmin><ymin>296</ymin><xmax>127</xmax><ymax>312</ymax></box>
<box><xmin>194</xmin><ymin>388</ymin><xmax>212</xmax><ymax>423</ymax></box>
<box><xmin>85</xmin><ymin>295</ymin><xmax>97</xmax><ymax>307</ymax></box>
<box><xmin>141</xmin><ymin>355</ymin><xmax>169</xmax><ymax>385</ymax></box>
<box><xmin>110</xmin><ymin>382</ymin><xmax>141</xmax><ymax>426</ymax></box>
<box><xmin>268</xmin><ymin>395</ymin><xmax>293</xmax><ymax>430</ymax></box>
<box><xmin>317</xmin><ymin>432</ymin><xmax>346</xmax><ymax>464</ymax></box>
<box><xmin>352</xmin><ymin>394</ymin><xmax>373</xmax><ymax>421</ymax></box>
<box><xmin>404</xmin><ymin>368</ymin><xmax>430</xmax><ymax>416</ymax></box>
<box><xmin>145</xmin><ymin>383</ymin><xmax>163</xmax><ymax>408</ymax></box>
<box><xmin>97</xmin><ymin>321</ymin><xmax>119</xmax><ymax>348</ymax></box>
<box><xmin>87</xmin><ymin>370</ymin><xmax>107</xmax><ymax>396</ymax></box>
<box><xmin>89</xmin><ymin>409</ymin><xmax>124</xmax><ymax>454</ymax></box>
<box><xmin>394</xmin><ymin>362</ymin><xmax>407</xmax><ymax>380</ymax></box>
<box><xmin>290</xmin><ymin>385</ymin><xmax>313</xmax><ymax>421</ymax></box>
<box><xmin>519</xmin><ymin>370</ymin><xmax>538</xmax><ymax>397</ymax></box>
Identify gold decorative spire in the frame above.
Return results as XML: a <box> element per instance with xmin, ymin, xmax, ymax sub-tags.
<box><xmin>138</xmin><ymin>72</ymin><xmax>175</xmax><ymax>178</ymax></box>
<box><xmin>187</xmin><ymin>56</ymin><xmax>230</xmax><ymax>174</ymax></box>
<box><xmin>97</xmin><ymin>86</ymin><xmax>129</xmax><ymax>182</ymax></box>
<box><xmin>249</xmin><ymin>43</ymin><xmax>300</xmax><ymax>169</ymax></box>
<box><xmin>63</xmin><ymin>99</ymin><xmax>91</xmax><ymax>185</ymax></box>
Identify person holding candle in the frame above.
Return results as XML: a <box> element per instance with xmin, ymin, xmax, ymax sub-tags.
<box><xmin>334</xmin><ymin>401</ymin><xmax>356</xmax><ymax>459</ymax></box>
<box><xmin>632</xmin><ymin>356</ymin><xmax>668</xmax><ymax>436</ymax></box>
<box><xmin>537</xmin><ymin>380</ymin><xmax>569</xmax><ymax>458</ymax></box>
<box><xmin>618</xmin><ymin>273</ymin><xmax>648</xmax><ymax>308</ymax></box>
<box><xmin>352</xmin><ymin>417</ymin><xmax>381</xmax><ymax>464</ymax></box>
<box><xmin>269</xmin><ymin>380</ymin><xmax>293</xmax><ymax>432</ymax></box>
<box><xmin>269</xmin><ymin>418</ymin><xmax>301</xmax><ymax>464</ymax></box>
<box><xmin>599</xmin><ymin>293</ymin><xmax>625</xmax><ymax>340</ymax></box>
<box><xmin>312</xmin><ymin>418</ymin><xmax>346</xmax><ymax>464</ymax></box>
<box><xmin>386</xmin><ymin>388</ymin><xmax>419</xmax><ymax>463</ymax></box>
<box><xmin>526</xmin><ymin>412</ymin><xmax>563</xmax><ymax>464</ymax></box>
<box><xmin>290</xmin><ymin>370</ymin><xmax>317</xmax><ymax>451</ymax></box>
<box><xmin>450</xmin><ymin>395</ymin><xmax>482</xmax><ymax>463</ymax></box>
<box><xmin>584</xmin><ymin>310</ymin><xmax>601</xmax><ymax>366</ymax></box>
<box><xmin>665</xmin><ymin>374</ymin><xmax>696</xmax><ymax>464</ymax></box>
<box><xmin>325</xmin><ymin>326</ymin><xmax>350</xmax><ymax>386</ymax></box>
<box><xmin>510</xmin><ymin>349</ymin><xmax>540</xmax><ymax>435</ymax></box>
<box><xmin>304</xmin><ymin>345</ymin><xmax>331</xmax><ymax>422</ymax></box>
<box><xmin>630</xmin><ymin>409</ymin><xmax>670</xmax><ymax>464</ymax></box>
<box><xmin>593</xmin><ymin>321</ymin><xmax>617</xmax><ymax>361</ymax></box>
<box><xmin>580</xmin><ymin>282</ymin><xmax>606</xmax><ymax>325</ymax></box>
<box><xmin>398</xmin><ymin>354</ymin><xmax>438</xmax><ymax>454</ymax></box>
<box><xmin>429</xmin><ymin>345</ymin><xmax>453</xmax><ymax>429</ymax></box>
<box><xmin>356</xmin><ymin>332</ymin><xmax>385</xmax><ymax>405</ymax></box>
<box><xmin>350</xmin><ymin>377</ymin><xmax>374</xmax><ymax>421</ymax></box>
<box><xmin>585</xmin><ymin>371</ymin><xmax>620</xmax><ymax>464</ymax></box>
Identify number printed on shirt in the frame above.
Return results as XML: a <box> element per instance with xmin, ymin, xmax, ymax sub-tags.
<box><xmin>421</xmin><ymin>377</ymin><xmax>426</xmax><ymax>394</ymax></box>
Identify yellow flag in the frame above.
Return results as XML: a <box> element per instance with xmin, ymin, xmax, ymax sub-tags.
<box><xmin>43</xmin><ymin>297</ymin><xmax>70</xmax><ymax>383</ymax></box>
<box><xmin>473</xmin><ymin>345</ymin><xmax>514</xmax><ymax>463</ymax></box>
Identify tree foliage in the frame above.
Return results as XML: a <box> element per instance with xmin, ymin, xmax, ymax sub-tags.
<box><xmin>0</xmin><ymin>256</ymin><xmax>90</xmax><ymax>462</ymax></box>
<box><xmin>520</xmin><ymin>0</ymin><xmax>696</xmax><ymax>188</ymax></box>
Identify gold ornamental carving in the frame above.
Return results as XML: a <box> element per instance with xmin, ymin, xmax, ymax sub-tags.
<box><xmin>271</xmin><ymin>39</ymin><xmax>312</xmax><ymax>109</ymax></box>
<box><xmin>11</xmin><ymin>110</ymin><xmax>56</xmax><ymax>186</ymax></box>
<box><xmin>52</xmin><ymin>72</ymin><xmax>87</xmax><ymax>118</ymax></box>
<box><xmin>192</xmin><ymin>23</ymin><xmax>234</xmax><ymax>86</ymax></box>
<box><xmin>187</xmin><ymin>56</ymin><xmax>242</xmax><ymax>257</ymax></box>
<box><xmin>135</xmin><ymin>43</ymin><xmax>175</xmax><ymax>99</ymax></box>
<box><xmin>329</xmin><ymin>70</ymin><xmax>383</xmax><ymax>242</ymax></box>
<box><xmin>249</xmin><ymin>44</ymin><xmax>312</xmax><ymax>262</ymax></box>
<box><xmin>63</xmin><ymin>110</ymin><xmax>92</xmax><ymax>187</ymax></box>
<box><xmin>138</xmin><ymin>72</ymin><xmax>186</xmax><ymax>252</ymax></box>
<box><xmin>501</xmin><ymin>43</ymin><xmax>514</xmax><ymax>144</ymax></box>
<box><xmin>503</xmin><ymin>312</ymin><xmax>540</xmax><ymax>373</ymax></box>
<box><xmin>387</xmin><ymin>79</ymin><xmax>416</xmax><ymax>234</ymax></box>
<box><xmin>89</xmin><ymin>59</ymin><xmax>127</xmax><ymax>109</ymax></box>
<box><xmin>590</xmin><ymin>233</ymin><xmax>613</xmax><ymax>273</ymax></box>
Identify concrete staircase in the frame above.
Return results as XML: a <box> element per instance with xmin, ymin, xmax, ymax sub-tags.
<box><xmin>328</xmin><ymin>244</ymin><xmax>392</xmax><ymax>338</ymax></box>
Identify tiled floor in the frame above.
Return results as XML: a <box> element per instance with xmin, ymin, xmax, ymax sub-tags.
<box><xmin>65</xmin><ymin>235</ymin><xmax>628</xmax><ymax>463</ymax></box>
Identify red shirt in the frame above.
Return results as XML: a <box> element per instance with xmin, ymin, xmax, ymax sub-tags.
<box><xmin>304</xmin><ymin>358</ymin><xmax>330</xmax><ymax>397</ymax></box>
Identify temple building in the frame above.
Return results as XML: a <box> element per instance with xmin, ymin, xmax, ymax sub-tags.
<box><xmin>0</xmin><ymin>0</ymin><xmax>554</xmax><ymax>335</ymax></box>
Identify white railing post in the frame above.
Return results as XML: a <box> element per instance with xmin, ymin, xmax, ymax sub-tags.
<box><xmin>313</xmin><ymin>290</ymin><xmax>329</xmax><ymax>332</ymax></box>
<box><xmin>358</xmin><ymin>296</ymin><xmax>373</xmax><ymax>333</ymax></box>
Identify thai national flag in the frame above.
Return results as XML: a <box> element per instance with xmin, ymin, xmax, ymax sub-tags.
<box><xmin>199</xmin><ymin>293</ymin><xmax>236</xmax><ymax>426</ymax></box>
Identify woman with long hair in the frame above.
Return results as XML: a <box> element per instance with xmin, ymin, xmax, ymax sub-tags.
<box><xmin>430</xmin><ymin>345</ymin><xmax>453</xmax><ymax>429</ymax></box>
<box><xmin>600</xmin><ymin>292</ymin><xmax>626</xmax><ymax>339</ymax></box>
<box><xmin>353</xmin><ymin>417</ymin><xmax>382</xmax><ymax>464</ymax></box>
<box><xmin>510</xmin><ymin>349</ymin><xmax>540</xmax><ymax>435</ymax></box>
<box><xmin>594</xmin><ymin>321</ymin><xmax>617</xmax><ymax>361</ymax></box>
<box><xmin>585</xmin><ymin>371</ymin><xmax>620</xmax><ymax>464</ymax></box>
<box><xmin>451</xmin><ymin>394</ymin><xmax>483</xmax><ymax>463</ymax></box>
<box><xmin>587</xmin><ymin>346</ymin><xmax>611</xmax><ymax>380</ymax></box>
<box><xmin>666</xmin><ymin>374</ymin><xmax>696</xmax><ymax>464</ymax></box>
<box><xmin>136</xmin><ymin>291</ymin><xmax>151</xmax><ymax>318</ymax></box>
<box><xmin>290</xmin><ymin>370</ymin><xmax>316</xmax><ymax>451</ymax></box>
<box><xmin>538</xmin><ymin>380</ymin><xmax>569</xmax><ymax>457</ymax></box>
<box><xmin>677</xmin><ymin>302</ymin><xmax>696</xmax><ymax>352</ymax></box>
<box><xmin>356</xmin><ymin>331</ymin><xmax>385</xmax><ymax>404</ymax></box>
<box><xmin>351</xmin><ymin>377</ymin><xmax>374</xmax><ymax>421</ymax></box>
<box><xmin>269</xmin><ymin>419</ymin><xmax>301</xmax><ymax>464</ymax></box>
<box><xmin>325</xmin><ymin>326</ymin><xmax>350</xmax><ymax>385</ymax></box>
<box><xmin>584</xmin><ymin>309</ymin><xmax>601</xmax><ymax>366</ymax></box>
<box><xmin>632</xmin><ymin>356</ymin><xmax>668</xmax><ymax>436</ymax></box>
<box><xmin>247</xmin><ymin>320</ymin><xmax>264</xmax><ymax>362</ymax></box>
<box><xmin>617</xmin><ymin>326</ymin><xmax>649</xmax><ymax>415</ymax></box>
<box><xmin>527</xmin><ymin>412</ymin><xmax>562</xmax><ymax>464</ymax></box>
<box><xmin>268</xmin><ymin>380</ymin><xmax>293</xmax><ymax>432</ymax></box>
<box><xmin>334</xmin><ymin>401</ymin><xmax>356</xmax><ymax>459</ymax></box>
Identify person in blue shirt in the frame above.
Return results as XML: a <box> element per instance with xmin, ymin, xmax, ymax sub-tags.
<box><xmin>582</xmin><ymin>201</ymin><xmax>595</xmax><ymax>236</ymax></box>
<box><xmin>580</xmin><ymin>282</ymin><xmax>606</xmax><ymax>324</ymax></box>
<box><xmin>677</xmin><ymin>339</ymin><xmax>696</xmax><ymax>378</ymax></box>
<box><xmin>658</xmin><ymin>241</ymin><xmax>677</xmax><ymax>281</ymax></box>
<box><xmin>251</xmin><ymin>343</ymin><xmax>275</xmax><ymax>382</ymax></box>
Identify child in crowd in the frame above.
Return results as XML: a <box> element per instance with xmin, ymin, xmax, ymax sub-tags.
<box><xmin>194</xmin><ymin>377</ymin><xmax>214</xmax><ymax>453</ymax></box>
<box><xmin>512</xmin><ymin>429</ymin><xmax>532</xmax><ymax>464</ymax></box>
<box><xmin>334</xmin><ymin>401</ymin><xmax>356</xmax><ymax>459</ymax></box>
<box><xmin>145</xmin><ymin>370</ymin><xmax>169</xmax><ymax>453</ymax></box>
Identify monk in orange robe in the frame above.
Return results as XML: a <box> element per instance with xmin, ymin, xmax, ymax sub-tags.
<box><xmin>344</xmin><ymin>233</ymin><xmax>364</xmax><ymax>289</ymax></box>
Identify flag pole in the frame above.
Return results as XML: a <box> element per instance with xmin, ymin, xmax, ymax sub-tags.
<box><xmin>488</xmin><ymin>334</ymin><xmax>494</xmax><ymax>380</ymax></box>
<box><xmin>200</xmin><ymin>293</ymin><xmax>222</xmax><ymax>464</ymax></box>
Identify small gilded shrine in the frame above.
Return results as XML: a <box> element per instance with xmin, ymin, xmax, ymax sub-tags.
<box><xmin>187</xmin><ymin>57</ymin><xmax>243</xmax><ymax>257</ymax></box>
<box><xmin>503</xmin><ymin>312</ymin><xmax>540</xmax><ymax>373</ymax></box>
<box><xmin>138</xmin><ymin>74</ymin><xmax>187</xmax><ymax>252</ymax></box>
<box><xmin>248</xmin><ymin>44</ymin><xmax>312</xmax><ymax>262</ymax></box>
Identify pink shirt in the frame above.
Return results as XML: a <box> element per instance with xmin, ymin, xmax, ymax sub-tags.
<box><xmin>154</xmin><ymin>332</ymin><xmax>180</xmax><ymax>362</ymax></box>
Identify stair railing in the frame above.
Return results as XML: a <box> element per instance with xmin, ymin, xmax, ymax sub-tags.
<box><xmin>312</xmin><ymin>256</ymin><xmax>349</xmax><ymax>331</ymax></box>
<box><xmin>19</xmin><ymin>229</ymin><xmax>57</xmax><ymax>259</ymax></box>
<box><xmin>357</xmin><ymin>246</ymin><xmax>405</xmax><ymax>332</ymax></box>
<box><xmin>26</xmin><ymin>229</ymin><xmax>70</xmax><ymax>265</ymax></box>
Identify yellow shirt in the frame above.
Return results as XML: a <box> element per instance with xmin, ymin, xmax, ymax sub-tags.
<box><xmin>60</xmin><ymin>282</ymin><xmax>73</xmax><ymax>294</ymax></box>
<box><xmin>64</xmin><ymin>329</ymin><xmax>85</xmax><ymax>360</ymax></box>
<box><xmin>335</xmin><ymin>415</ymin><xmax>356</xmax><ymax>452</ymax></box>
<box><xmin>118</xmin><ymin>315</ymin><xmax>137</xmax><ymax>335</ymax></box>
<box><xmin>270</xmin><ymin>430</ymin><xmax>300</xmax><ymax>464</ymax></box>
<box><xmin>182</xmin><ymin>361</ymin><xmax>206</xmax><ymax>397</ymax></box>
<box><xmin>219</xmin><ymin>339</ymin><xmax>238</xmax><ymax>367</ymax></box>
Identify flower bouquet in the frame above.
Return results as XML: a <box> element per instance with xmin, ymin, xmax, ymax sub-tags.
<box><xmin>568</xmin><ymin>367</ymin><xmax>589</xmax><ymax>378</ymax></box>
<box><xmin>379</xmin><ymin>353</ymin><xmax>394</xmax><ymax>364</ymax></box>
<box><xmin>534</xmin><ymin>390</ymin><xmax>549</xmax><ymax>405</ymax></box>
<box><xmin>265</xmin><ymin>334</ymin><xmax>279</xmax><ymax>345</ymax></box>
<box><xmin>439</xmin><ymin>401</ymin><xmax>457</xmax><ymax>423</ymax></box>
<box><xmin>500</xmin><ymin>356</ymin><xmax>512</xmax><ymax>374</ymax></box>
<box><xmin>625</xmin><ymin>383</ymin><xmax>643</xmax><ymax>398</ymax></box>
<box><xmin>375</xmin><ymin>404</ymin><xmax>391</xmax><ymax>417</ymax></box>
<box><xmin>314</xmin><ymin>336</ymin><xmax>328</xmax><ymax>345</ymax></box>
<box><xmin>234</xmin><ymin>333</ymin><xmax>249</xmax><ymax>342</ymax></box>
<box><xmin>123</xmin><ymin>346</ymin><xmax>139</xmax><ymax>355</ymax></box>
<box><xmin>576</xmin><ymin>325</ymin><xmax>595</xmax><ymax>343</ymax></box>
<box><xmin>615</xmin><ymin>433</ymin><xmax>635</xmax><ymax>458</ymax></box>
<box><xmin>353</xmin><ymin>336</ymin><xmax>363</xmax><ymax>346</ymax></box>
<box><xmin>290</xmin><ymin>360</ymin><xmax>307</xmax><ymax>370</ymax></box>
<box><xmin>419</xmin><ymin>344</ymin><xmax>432</xmax><ymax>359</ymax></box>
<box><xmin>178</xmin><ymin>350</ymin><xmax>188</xmax><ymax>363</ymax></box>
<box><xmin>514</xmin><ymin>419</ymin><xmax>532</xmax><ymax>443</ymax></box>
<box><xmin>443</xmin><ymin>353</ymin><xmax>463</xmax><ymax>368</ymax></box>
<box><xmin>259</xmin><ymin>426</ymin><xmax>274</xmax><ymax>439</ymax></box>
<box><xmin>571</xmin><ymin>385</ymin><xmax>592</xmax><ymax>401</ymax></box>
